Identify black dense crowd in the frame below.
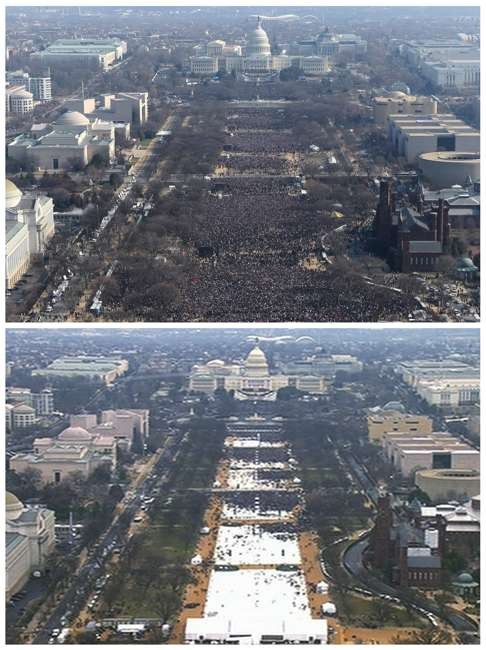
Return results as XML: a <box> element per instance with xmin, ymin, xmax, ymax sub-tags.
<box><xmin>105</xmin><ymin>105</ymin><xmax>419</xmax><ymax>322</ymax></box>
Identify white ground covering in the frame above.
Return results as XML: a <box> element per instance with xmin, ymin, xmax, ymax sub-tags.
<box><xmin>229</xmin><ymin>460</ymin><xmax>288</xmax><ymax>470</ymax></box>
<box><xmin>222</xmin><ymin>502</ymin><xmax>293</xmax><ymax>521</ymax></box>
<box><xmin>214</xmin><ymin>525</ymin><xmax>300</xmax><ymax>565</ymax></box>
<box><xmin>204</xmin><ymin>569</ymin><xmax>311</xmax><ymax>619</ymax></box>
<box><xmin>185</xmin><ymin>616</ymin><xmax>327</xmax><ymax>644</ymax></box>
<box><xmin>227</xmin><ymin>468</ymin><xmax>291</xmax><ymax>490</ymax></box>
<box><xmin>225</xmin><ymin>438</ymin><xmax>286</xmax><ymax>448</ymax></box>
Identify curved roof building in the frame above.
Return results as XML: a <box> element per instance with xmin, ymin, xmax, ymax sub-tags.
<box><xmin>244</xmin><ymin>345</ymin><xmax>270</xmax><ymax>377</ymax></box>
<box><xmin>54</xmin><ymin>110</ymin><xmax>90</xmax><ymax>127</ymax></box>
<box><xmin>246</xmin><ymin>17</ymin><xmax>271</xmax><ymax>56</ymax></box>
<box><xmin>6</xmin><ymin>179</ymin><xmax>23</xmax><ymax>209</ymax></box>
<box><xmin>418</xmin><ymin>151</ymin><xmax>480</xmax><ymax>188</ymax></box>
<box><xmin>6</xmin><ymin>492</ymin><xmax>24</xmax><ymax>521</ymax></box>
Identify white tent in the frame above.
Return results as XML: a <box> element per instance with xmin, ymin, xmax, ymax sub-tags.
<box><xmin>191</xmin><ymin>554</ymin><xmax>203</xmax><ymax>565</ymax></box>
<box><xmin>316</xmin><ymin>580</ymin><xmax>329</xmax><ymax>594</ymax></box>
<box><xmin>321</xmin><ymin>602</ymin><xmax>336</xmax><ymax>616</ymax></box>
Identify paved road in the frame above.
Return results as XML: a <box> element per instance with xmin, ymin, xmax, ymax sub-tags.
<box><xmin>342</xmin><ymin>536</ymin><xmax>478</xmax><ymax>634</ymax></box>
<box><xmin>30</xmin><ymin>434</ymin><xmax>183</xmax><ymax>644</ymax></box>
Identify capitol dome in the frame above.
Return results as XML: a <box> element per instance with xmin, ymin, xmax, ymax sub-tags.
<box><xmin>246</xmin><ymin>17</ymin><xmax>271</xmax><ymax>56</ymax></box>
<box><xmin>6</xmin><ymin>492</ymin><xmax>24</xmax><ymax>520</ymax></box>
<box><xmin>54</xmin><ymin>110</ymin><xmax>90</xmax><ymax>127</ymax></box>
<box><xmin>6</xmin><ymin>179</ymin><xmax>23</xmax><ymax>209</ymax></box>
<box><xmin>244</xmin><ymin>344</ymin><xmax>269</xmax><ymax>377</ymax></box>
<box><xmin>58</xmin><ymin>426</ymin><xmax>93</xmax><ymax>442</ymax></box>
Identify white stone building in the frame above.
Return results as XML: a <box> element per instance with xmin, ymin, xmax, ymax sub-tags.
<box><xmin>421</xmin><ymin>59</ymin><xmax>479</xmax><ymax>89</ymax></box>
<box><xmin>373</xmin><ymin>91</ymin><xmax>437</xmax><ymax>126</ymax></box>
<box><xmin>382</xmin><ymin>431</ymin><xmax>480</xmax><ymax>478</ymax></box>
<box><xmin>6</xmin><ymin>85</ymin><xmax>34</xmax><ymax>114</ymax></box>
<box><xmin>6</xmin><ymin>492</ymin><xmax>55</xmax><ymax>599</ymax></box>
<box><xmin>10</xmin><ymin>425</ymin><xmax>118</xmax><ymax>485</ymax></box>
<box><xmin>70</xmin><ymin>408</ymin><xmax>149</xmax><ymax>449</ymax></box>
<box><xmin>8</xmin><ymin>110</ymin><xmax>116</xmax><ymax>171</ymax></box>
<box><xmin>416</xmin><ymin>378</ymin><xmax>480</xmax><ymax>409</ymax></box>
<box><xmin>387</xmin><ymin>113</ymin><xmax>480</xmax><ymax>164</ymax></box>
<box><xmin>7</xmin><ymin>70</ymin><xmax>52</xmax><ymax>101</ymax></box>
<box><xmin>6</xmin><ymin>179</ymin><xmax>55</xmax><ymax>288</ymax></box>
<box><xmin>189</xmin><ymin>344</ymin><xmax>328</xmax><ymax>399</ymax></box>
<box><xmin>11</xmin><ymin>403</ymin><xmax>37</xmax><ymax>428</ymax></box>
<box><xmin>31</xmin><ymin>38</ymin><xmax>127</xmax><ymax>71</ymax></box>
<box><xmin>190</xmin><ymin>17</ymin><xmax>329</xmax><ymax>78</ymax></box>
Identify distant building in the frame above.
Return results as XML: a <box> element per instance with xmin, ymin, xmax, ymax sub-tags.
<box><xmin>415</xmin><ymin>377</ymin><xmax>480</xmax><ymax>409</ymax></box>
<box><xmin>32</xmin><ymin>38</ymin><xmax>127</xmax><ymax>71</ymax></box>
<box><xmin>418</xmin><ymin>151</ymin><xmax>480</xmax><ymax>189</ymax></box>
<box><xmin>190</xmin><ymin>55</ymin><xmax>219</xmax><ymax>76</ymax></box>
<box><xmin>387</xmin><ymin>113</ymin><xmax>480</xmax><ymax>164</ymax></box>
<box><xmin>7</xmin><ymin>69</ymin><xmax>52</xmax><ymax>101</ymax></box>
<box><xmin>70</xmin><ymin>408</ymin><xmax>149</xmax><ymax>449</ymax></box>
<box><xmin>416</xmin><ymin>468</ymin><xmax>480</xmax><ymax>503</ymax></box>
<box><xmin>399</xmin><ymin>38</ymin><xmax>479</xmax><ymax>89</ymax></box>
<box><xmin>189</xmin><ymin>344</ymin><xmax>328</xmax><ymax>400</ymax></box>
<box><xmin>374</xmin><ymin>179</ymin><xmax>450</xmax><ymax>272</ymax></box>
<box><xmin>32</xmin><ymin>355</ymin><xmax>128</xmax><ymax>385</ymax></box>
<box><xmin>421</xmin><ymin>58</ymin><xmax>479</xmax><ymax>89</ymax></box>
<box><xmin>381</xmin><ymin>430</ymin><xmax>480</xmax><ymax>478</ymax></box>
<box><xmin>281</xmin><ymin>353</ymin><xmax>363</xmax><ymax>377</ymax></box>
<box><xmin>6</xmin><ymin>85</ymin><xmax>34</xmax><ymax>114</ymax></box>
<box><xmin>422</xmin><ymin>183</ymin><xmax>480</xmax><ymax>231</ymax></box>
<box><xmin>372</xmin><ymin>91</ymin><xmax>437</xmax><ymax>126</ymax></box>
<box><xmin>28</xmin><ymin>75</ymin><xmax>52</xmax><ymax>102</ymax></box>
<box><xmin>370</xmin><ymin>494</ymin><xmax>443</xmax><ymax>589</ymax></box>
<box><xmin>8</xmin><ymin>110</ymin><xmax>116</xmax><ymax>171</ymax></box>
<box><xmin>6</xmin><ymin>492</ymin><xmax>55</xmax><ymax>599</ymax></box>
<box><xmin>6</xmin><ymin>178</ymin><xmax>55</xmax><ymax>288</ymax></box>
<box><xmin>419</xmin><ymin>496</ymin><xmax>480</xmax><ymax>561</ymax></box>
<box><xmin>10</xmin><ymin>425</ymin><xmax>117</xmax><ymax>484</ymax></box>
<box><xmin>6</xmin><ymin>403</ymin><xmax>14</xmax><ymax>431</ymax></box>
<box><xmin>367</xmin><ymin>403</ymin><xmax>433</xmax><ymax>443</ymax></box>
<box><xmin>397</xmin><ymin>359</ymin><xmax>478</xmax><ymax>386</ymax></box>
<box><xmin>11</xmin><ymin>403</ymin><xmax>36</xmax><ymax>428</ymax></box>
<box><xmin>6</xmin><ymin>386</ymin><xmax>54</xmax><ymax>416</ymax></box>
<box><xmin>190</xmin><ymin>17</ymin><xmax>329</xmax><ymax>79</ymax></box>
<box><xmin>65</xmin><ymin>92</ymin><xmax>148</xmax><ymax>126</ymax></box>
<box><xmin>293</xmin><ymin>29</ymin><xmax>367</xmax><ymax>59</ymax></box>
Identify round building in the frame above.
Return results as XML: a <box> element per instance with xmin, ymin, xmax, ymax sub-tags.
<box><xmin>415</xmin><ymin>468</ymin><xmax>480</xmax><ymax>503</ymax></box>
<box><xmin>418</xmin><ymin>151</ymin><xmax>480</xmax><ymax>188</ymax></box>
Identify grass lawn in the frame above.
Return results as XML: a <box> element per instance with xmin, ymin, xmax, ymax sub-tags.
<box><xmin>332</xmin><ymin>591</ymin><xmax>425</xmax><ymax>629</ymax></box>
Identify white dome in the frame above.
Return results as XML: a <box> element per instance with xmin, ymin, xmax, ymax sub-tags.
<box><xmin>246</xmin><ymin>17</ymin><xmax>271</xmax><ymax>56</ymax></box>
<box><xmin>55</xmin><ymin>110</ymin><xmax>90</xmax><ymax>127</ymax></box>
<box><xmin>244</xmin><ymin>344</ymin><xmax>269</xmax><ymax>377</ymax></box>
<box><xmin>6</xmin><ymin>179</ymin><xmax>22</xmax><ymax>209</ymax></box>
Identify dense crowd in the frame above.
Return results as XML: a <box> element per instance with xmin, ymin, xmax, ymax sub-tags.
<box><xmin>229</xmin><ymin>447</ymin><xmax>290</xmax><ymax>464</ymax></box>
<box><xmin>226</xmin><ymin>132</ymin><xmax>309</xmax><ymax>154</ymax></box>
<box><xmin>217</xmin><ymin>153</ymin><xmax>296</xmax><ymax>175</ymax></box>
<box><xmin>224</xmin><ymin>491</ymin><xmax>300</xmax><ymax>512</ymax></box>
<box><xmin>106</xmin><ymin>105</ymin><xmax>420</xmax><ymax>322</ymax></box>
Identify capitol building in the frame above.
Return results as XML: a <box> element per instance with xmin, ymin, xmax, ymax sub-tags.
<box><xmin>190</xmin><ymin>17</ymin><xmax>329</xmax><ymax>79</ymax></box>
<box><xmin>189</xmin><ymin>344</ymin><xmax>328</xmax><ymax>400</ymax></box>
